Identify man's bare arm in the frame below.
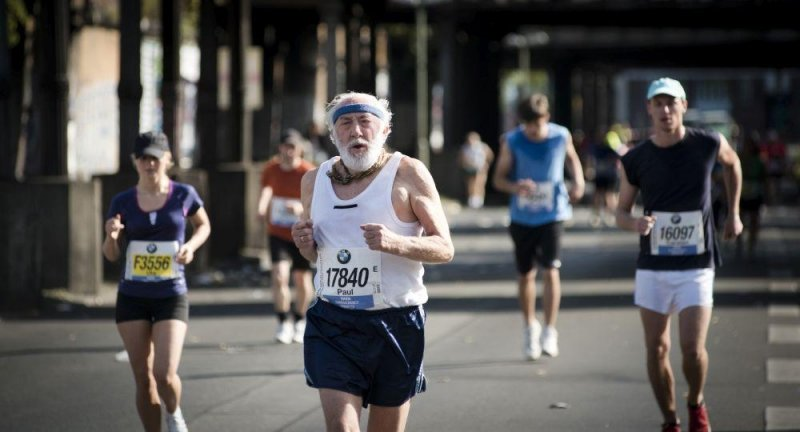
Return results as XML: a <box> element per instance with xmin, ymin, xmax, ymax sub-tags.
<box><xmin>292</xmin><ymin>169</ymin><xmax>318</xmax><ymax>262</ymax></box>
<box><xmin>364</xmin><ymin>157</ymin><xmax>454</xmax><ymax>264</ymax></box>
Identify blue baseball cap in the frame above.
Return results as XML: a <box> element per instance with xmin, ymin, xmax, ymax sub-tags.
<box><xmin>646</xmin><ymin>77</ymin><xmax>686</xmax><ymax>100</ymax></box>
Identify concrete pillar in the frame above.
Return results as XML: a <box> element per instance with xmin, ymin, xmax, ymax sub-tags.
<box><xmin>196</xmin><ymin>0</ymin><xmax>218</xmax><ymax>171</ymax></box>
<box><xmin>29</xmin><ymin>0</ymin><xmax>69</xmax><ymax>177</ymax></box>
<box><xmin>68</xmin><ymin>180</ymin><xmax>102</xmax><ymax>295</ymax></box>
<box><xmin>344</xmin><ymin>3</ymin><xmax>375</xmax><ymax>94</ymax></box>
<box><xmin>319</xmin><ymin>2</ymin><xmax>342</xmax><ymax>102</ymax></box>
<box><xmin>553</xmin><ymin>62</ymin><xmax>573</xmax><ymax>130</ymax></box>
<box><xmin>415</xmin><ymin>4</ymin><xmax>429</xmax><ymax>167</ymax></box>
<box><xmin>0</xmin><ymin>1</ymin><xmax>14</xmax><ymax>181</ymax></box>
<box><xmin>161</xmin><ymin>0</ymin><xmax>182</xmax><ymax>158</ymax></box>
<box><xmin>118</xmin><ymin>0</ymin><xmax>142</xmax><ymax>172</ymax></box>
<box><xmin>226</xmin><ymin>0</ymin><xmax>246</xmax><ymax>163</ymax></box>
<box><xmin>0</xmin><ymin>178</ymin><xmax>102</xmax><ymax>311</ymax></box>
<box><xmin>0</xmin><ymin>183</ymin><xmax>45</xmax><ymax>313</ymax></box>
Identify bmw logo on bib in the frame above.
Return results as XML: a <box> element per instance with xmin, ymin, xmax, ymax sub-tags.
<box><xmin>337</xmin><ymin>249</ymin><xmax>352</xmax><ymax>264</ymax></box>
<box><xmin>671</xmin><ymin>214</ymin><xmax>682</xmax><ymax>224</ymax></box>
<box><xmin>146</xmin><ymin>243</ymin><xmax>158</xmax><ymax>253</ymax></box>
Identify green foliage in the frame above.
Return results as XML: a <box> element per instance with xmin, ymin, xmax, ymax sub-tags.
<box><xmin>7</xmin><ymin>0</ymin><xmax>29</xmax><ymax>48</ymax></box>
<box><xmin>143</xmin><ymin>0</ymin><xmax>199</xmax><ymax>41</ymax></box>
<box><xmin>182</xmin><ymin>0</ymin><xmax>199</xmax><ymax>41</ymax></box>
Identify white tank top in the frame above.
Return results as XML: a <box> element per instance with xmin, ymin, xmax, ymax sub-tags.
<box><xmin>311</xmin><ymin>152</ymin><xmax>427</xmax><ymax>309</ymax></box>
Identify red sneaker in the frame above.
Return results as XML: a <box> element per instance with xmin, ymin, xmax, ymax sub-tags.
<box><xmin>688</xmin><ymin>402</ymin><xmax>711</xmax><ymax>432</ymax></box>
<box><xmin>661</xmin><ymin>421</ymin><xmax>681</xmax><ymax>432</ymax></box>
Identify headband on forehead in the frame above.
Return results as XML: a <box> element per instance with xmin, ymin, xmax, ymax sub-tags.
<box><xmin>332</xmin><ymin>103</ymin><xmax>386</xmax><ymax>124</ymax></box>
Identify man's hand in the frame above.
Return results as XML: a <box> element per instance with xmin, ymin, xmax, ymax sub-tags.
<box><xmin>292</xmin><ymin>219</ymin><xmax>315</xmax><ymax>249</ymax></box>
<box><xmin>637</xmin><ymin>215</ymin><xmax>656</xmax><ymax>236</ymax></box>
<box><xmin>515</xmin><ymin>179</ymin><xmax>537</xmax><ymax>197</ymax></box>
<box><xmin>723</xmin><ymin>214</ymin><xmax>744</xmax><ymax>240</ymax></box>
<box><xmin>361</xmin><ymin>223</ymin><xmax>400</xmax><ymax>253</ymax></box>
<box><xmin>568</xmin><ymin>182</ymin><xmax>585</xmax><ymax>204</ymax></box>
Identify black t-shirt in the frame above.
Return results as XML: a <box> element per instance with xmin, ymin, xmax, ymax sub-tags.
<box><xmin>621</xmin><ymin>128</ymin><xmax>721</xmax><ymax>270</ymax></box>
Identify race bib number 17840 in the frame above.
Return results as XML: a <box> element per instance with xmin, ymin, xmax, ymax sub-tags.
<box><xmin>317</xmin><ymin>247</ymin><xmax>385</xmax><ymax>310</ymax></box>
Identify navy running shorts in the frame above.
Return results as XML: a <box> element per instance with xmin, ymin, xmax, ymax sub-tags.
<box><xmin>269</xmin><ymin>235</ymin><xmax>312</xmax><ymax>271</ymax></box>
<box><xmin>303</xmin><ymin>299</ymin><xmax>427</xmax><ymax>408</ymax></box>
<box><xmin>509</xmin><ymin>221</ymin><xmax>563</xmax><ymax>273</ymax></box>
<box><xmin>115</xmin><ymin>292</ymin><xmax>189</xmax><ymax>323</ymax></box>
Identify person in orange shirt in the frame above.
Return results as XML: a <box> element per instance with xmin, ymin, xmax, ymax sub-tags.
<box><xmin>258</xmin><ymin>129</ymin><xmax>316</xmax><ymax>344</ymax></box>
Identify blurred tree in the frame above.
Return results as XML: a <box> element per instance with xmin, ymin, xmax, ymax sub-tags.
<box><xmin>6</xmin><ymin>0</ymin><xmax>29</xmax><ymax>48</ymax></box>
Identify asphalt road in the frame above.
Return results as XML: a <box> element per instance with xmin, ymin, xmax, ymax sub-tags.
<box><xmin>1</xmin><ymin>205</ymin><xmax>798</xmax><ymax>432</ymax></box>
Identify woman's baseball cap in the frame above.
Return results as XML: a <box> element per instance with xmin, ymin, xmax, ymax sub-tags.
<box><xmin>646</xmin><ymin>77</ymin><xmax>686</xmax><ymax>100</ymax></box>
<box><xmin>134</xmin><ymin>131</ymin><xmax>171</xmax><ymax>158</ymax></box>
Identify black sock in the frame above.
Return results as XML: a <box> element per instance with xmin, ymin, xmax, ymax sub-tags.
<box><xmin>293</xmin><ymin>311</ymin><xmax>304</xmax><ymax>322</ymax></box>
<box><xmin>277</xmin><ymin>312</ymin><xmax>288</xmax><ymax>323</ymax></box>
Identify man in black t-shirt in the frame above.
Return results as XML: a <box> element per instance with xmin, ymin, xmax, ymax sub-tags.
<box><xmin>616</xmin><ymin>78</ymin><xmax>743</xmax><ymax>432</ymax></box>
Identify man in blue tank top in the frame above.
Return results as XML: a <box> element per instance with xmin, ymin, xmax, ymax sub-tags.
<box><xmin>616</xmin><ymin>77</ymin><xmax>743</xmax><ymax>432</ymax></box>
<box><xmin>493</xmin><ymin>93</ymin><xmax>585</xmax><ymax>361</ymax></box>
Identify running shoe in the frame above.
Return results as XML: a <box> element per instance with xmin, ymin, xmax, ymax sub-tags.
<box><xmin>292</xmin><ymin>319</ymin><xmax>306</xmax><ymax>344</ymax></box>
<box><xmin>166</xmin><ymin>408</ymin><xmax>188</xmax><ymax>432</ymax></box>
<box><xmin>275</xmin><ymin>321</ymin><xmax>294</xmax><ymax>344</ymax></box>
<box><xmin>688</xmin><ymin>402</ymin><xmax>711</xmax><ymax>432</ymax></box>
<box><xmin>541</xmin><ymin>325</ymin><xmax>559</xmax><ymax>357</ymax></box>
<box><xmin>661</xmin><ymin>421</ymin><xmax>681</xmax><ymax>432</ymax></box>
<box><xmin>524</xmin><ymin>321</ymin><xmax>542</xmax><ymax>360</ymax></box>
<box><xmin>114</xmin><ymin>349</ymin><xmax>129</xmax><ymax>362</ymax></box>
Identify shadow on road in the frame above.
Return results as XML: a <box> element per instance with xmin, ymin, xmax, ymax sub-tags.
<box><xmin>14</xmin><ymin>288</ymin><xmax>796</xmax><ymax>322</ymax></box>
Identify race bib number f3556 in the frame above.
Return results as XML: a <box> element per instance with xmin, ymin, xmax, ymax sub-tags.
<box><xmin>650</xmin><ymin>210</ymin><xmax>706</xmax><ymax>256</ymax></box>
<box><xmin>124</xmin><ymin>241</ymin><xmax>180</xmax><ymax>282</ymax></box>
<box><xmin>317</xmin><ymin>247</ymin><xmax>385</xmax><ymax>310</ymax></box>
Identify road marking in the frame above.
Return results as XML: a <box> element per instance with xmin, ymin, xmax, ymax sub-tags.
<box><xmin>766</xmin><ymin>406</ymin><xmax>800</xmax><ymax>431</ymax></box>
<box><xmin>768</xmin><ymin>280</ymin><xmax>798</xmax><ymax>293</ymax></box>
<box><xmin>767</xmin><ymin>359</ymin><xmax>800</xmax><ymax>383</ymax></box>
<box><xmin>768</xmin><ymin>305</ymin><xmax>800</xmax><ymax>318</ymax></box>
<box><xmin>769</xmin><ymin>325</ymin><xmax>800</xmax><ymax>344</ymax></box>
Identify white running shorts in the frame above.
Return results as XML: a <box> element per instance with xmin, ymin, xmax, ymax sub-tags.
<box><xmin>634</xmin><ymin>268</ymin><xmax>715</xmax><ymax>315</ymax></box>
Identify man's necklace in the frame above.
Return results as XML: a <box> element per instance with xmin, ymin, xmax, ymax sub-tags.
<box><xmin>327</xmin><ymin>152</ymin><xmax>388</xmax><ymax>185</ymax></box>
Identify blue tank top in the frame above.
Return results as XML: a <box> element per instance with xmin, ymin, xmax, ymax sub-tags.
<box><xmin>106</xmin><ymin>181</ymin><xmax>204</xmax><ymax>298</ymax></box>
<box><xmin>620</xmin><ymin>128</ymin><xmax>721</xmax><ymax>270</ymax></box>
<box><xmin>505</xmin><ymin>123</ymin><xmax>572</xmax><ymax>227</ymax></box>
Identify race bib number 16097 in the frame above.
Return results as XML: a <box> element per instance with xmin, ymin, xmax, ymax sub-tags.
<box><xmin>650</xmin><ymin>211</ymin><xmax>705</xmax><ymax>256</ymax></box>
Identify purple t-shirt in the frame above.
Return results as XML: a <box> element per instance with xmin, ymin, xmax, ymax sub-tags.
<box><xmin>106</xmin><ymin>181</ymin><xmax>204</xmax><ymax>298</ymax></box>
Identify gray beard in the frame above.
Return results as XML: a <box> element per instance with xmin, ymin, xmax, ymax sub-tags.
<box><xmin>337</xmin><ymin>139</ymin><xmax>385</xmax><ymax>172</ymax></box>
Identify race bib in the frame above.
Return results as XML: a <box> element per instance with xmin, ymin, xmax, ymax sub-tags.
<box><xmin>270</xmin><ymin>197</ymin><xmax>301</xmax><ymax>227</ymax></box>
<box><xmin>517</xmin><ymin>181</ymin><xmax>554</xmax><ymax>212</ymax></box>
<box><xmin>317</xmin><ymin>247</ymin><xmax>385</xmax><ymax>310</ymax></box>
<box><xmin>124</xmin><ymin>240</ymin><xmax>180</xmax><ymax>282</ymax></box>
<box><xmin>650</xmin><ymin>211</ymin><xmax>706</xmax><ymax>256</ymax></box>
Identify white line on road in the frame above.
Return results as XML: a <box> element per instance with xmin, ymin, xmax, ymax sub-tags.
<box><xmin>766</xmin><ymin>406</ymin><xmax>800</xmax><ymax>431</ymax></box>
<box><xmin>769</xmin><ymin>325</ymin><xmax>800</xmax><ymax>344</ymax></box>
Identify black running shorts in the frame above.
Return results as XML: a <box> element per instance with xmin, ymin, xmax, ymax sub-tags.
<box><xmin>509</xmin><ymin>221</ymin><xmax>563</xmax><ymax>273</ymax></box>
<box><xmin>115</xmin><ymin>292</ymin><xmax>189</xmax><ymax>323</ymax></box>
<box><xmin>303</xmin><ymin>299</ymin><xmax>427</xmax><ymax>408</ymax></box>
<box><xmin>269</xmin><ymin>235</ymin><xmax>312</xmax><ymax>271</ymax></box>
